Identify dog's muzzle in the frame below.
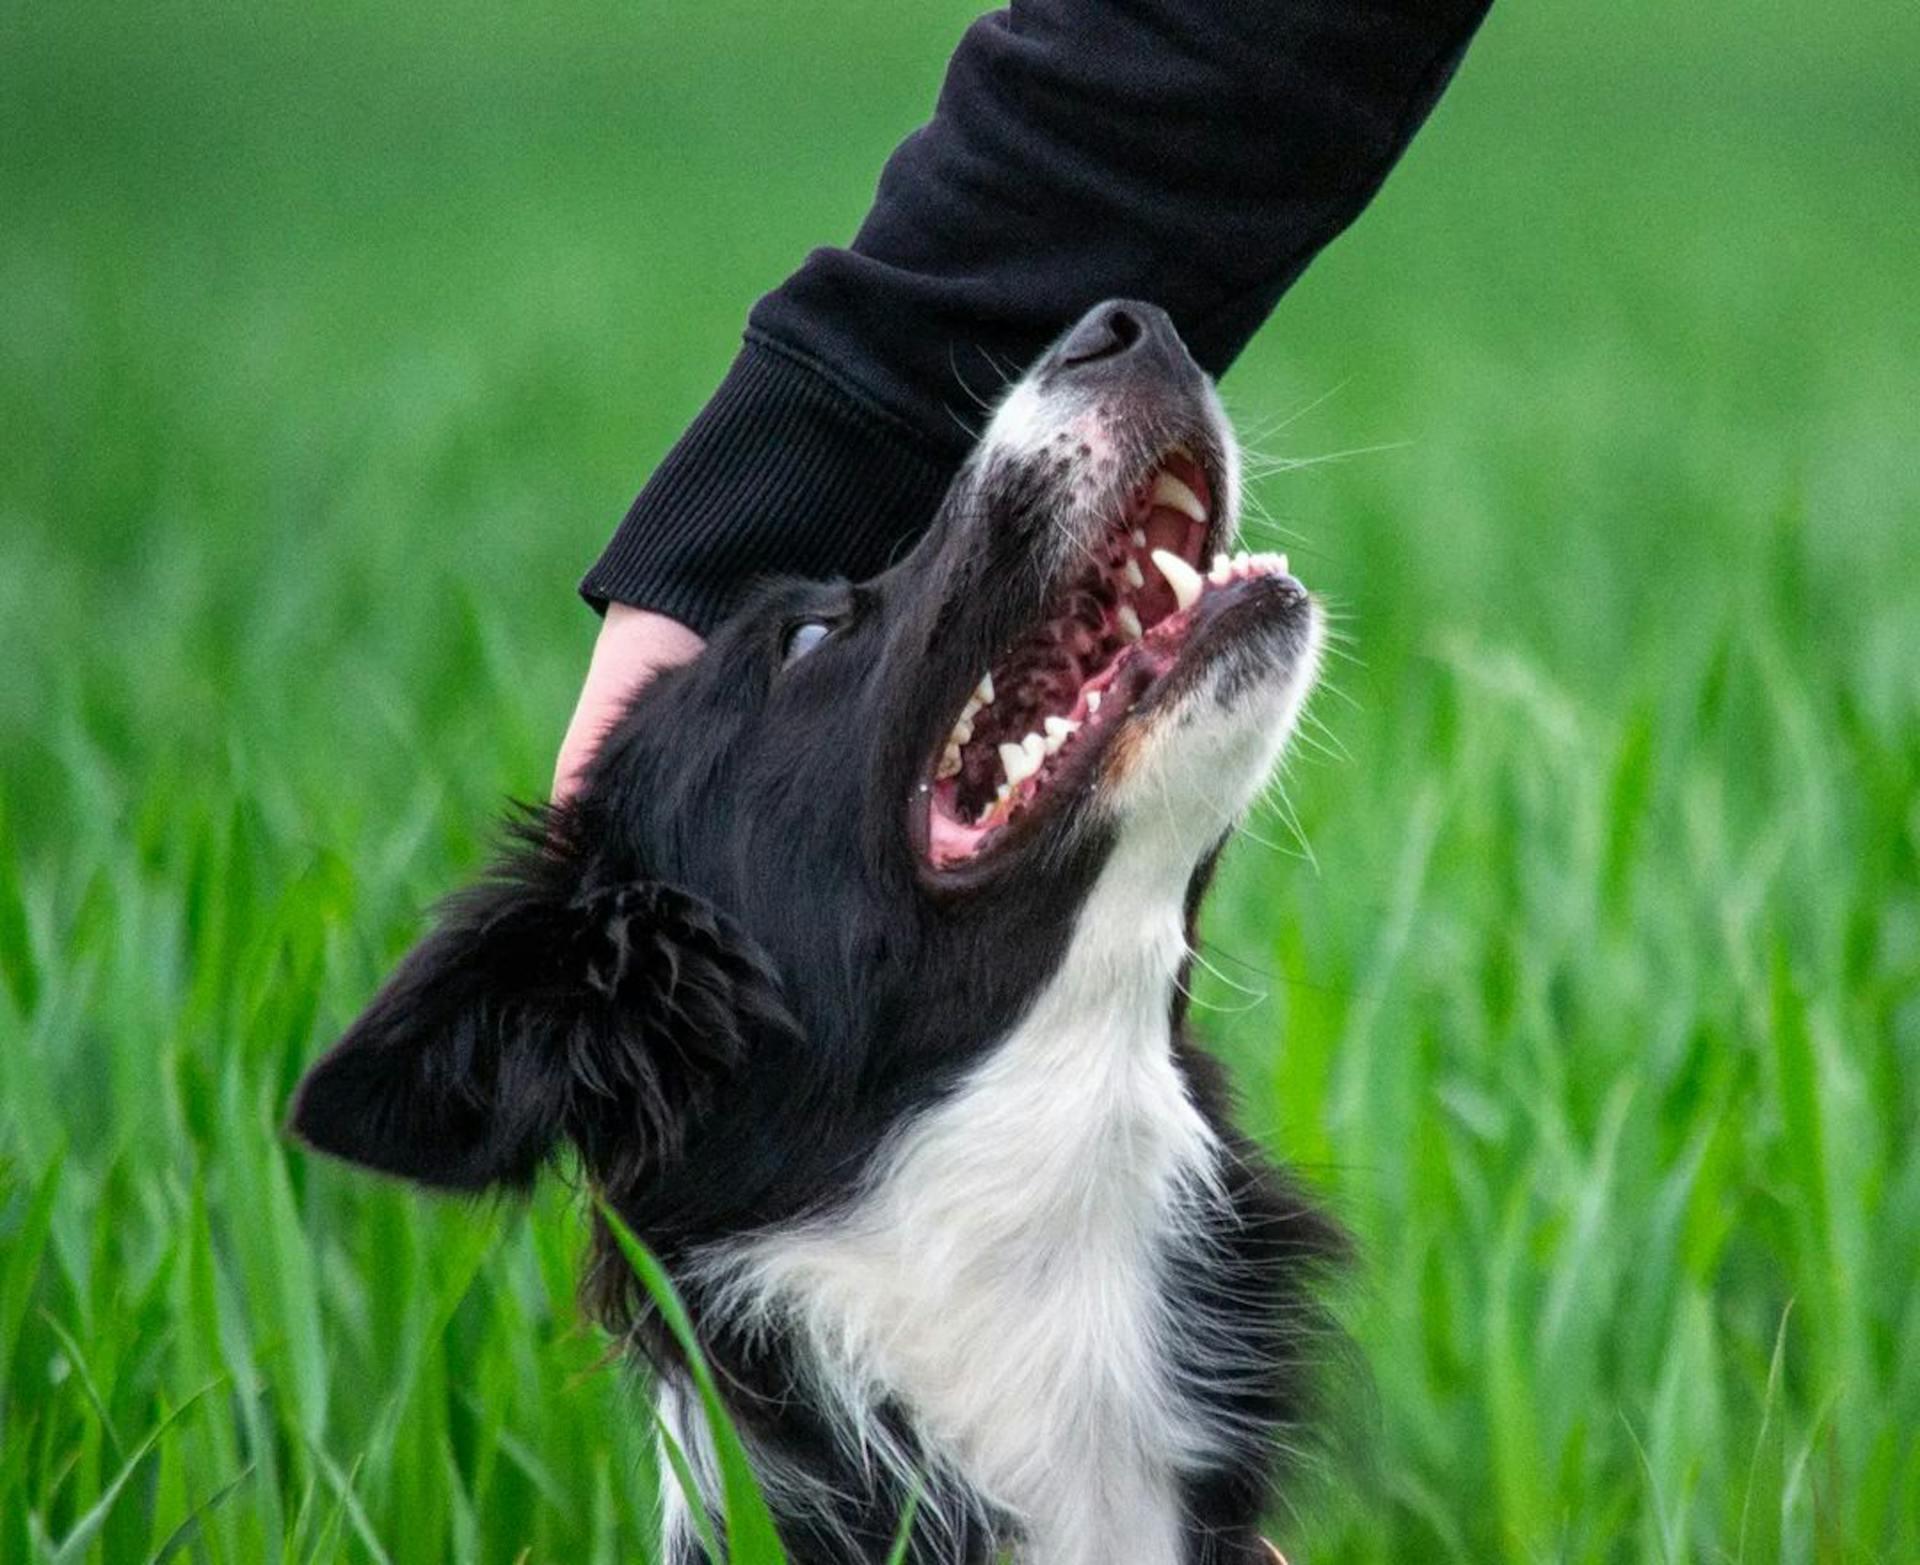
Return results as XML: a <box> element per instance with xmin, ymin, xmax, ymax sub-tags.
<box><xmin>916</xmin><ymin>300</ymin><xmax>1310</xmax><ymax>873</ymax></box>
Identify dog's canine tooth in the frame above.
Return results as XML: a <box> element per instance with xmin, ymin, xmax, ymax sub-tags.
<box><xmin>1150</xmin><ymin>470</ymin><xmax>1207</xmax><ymax>523</ymax></box>
<box><xmin>1150</xmin><ymin>549</ymin><xmax>1203</xmax><ymax>612</ymax></box>
<box><xmin>999</xmin><ymin>738</ymin><xmax>1043</xmax><ymax>786</ymax></box>
<box><xmin>1116</xmin><ymin>604</ymin><xmax>1143</xmax><ymax>641</ymax></box>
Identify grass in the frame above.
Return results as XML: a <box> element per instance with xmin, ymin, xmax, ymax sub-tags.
<box><xmin>2</xmin><ymin>0</ymin><xmax>1917</xmax><ymax>1558</ymax></box>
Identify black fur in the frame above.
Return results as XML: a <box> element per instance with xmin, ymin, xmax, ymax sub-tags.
<box><xmin>290</xmin><ymin>815</ymin><xmax>800</xmax><ymax>1196</ymax></box>
<box><xmin>290</xmin><ymin>301</ymin><xmax>1347</xmax><ymax>1562</ymax></box>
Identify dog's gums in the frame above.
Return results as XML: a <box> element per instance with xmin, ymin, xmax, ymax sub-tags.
<box><xmin>923</xmin><ymin>447</ymin><xmax>1295</xmax><ymax>868</ymax></box>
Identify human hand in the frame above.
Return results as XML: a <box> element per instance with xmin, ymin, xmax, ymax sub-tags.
<box><xmin>552</xmin><ymin>603</ymin><xmax>705</xmax><ymax>802</ymax></box>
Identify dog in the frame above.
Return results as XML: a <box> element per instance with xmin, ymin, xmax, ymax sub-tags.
<box><xmin>291</xmin><ymin>299</ymin><xmax>1345</xmax><ymax>1564</ymax></box>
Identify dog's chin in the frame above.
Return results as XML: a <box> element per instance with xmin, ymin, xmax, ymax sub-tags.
<box><xmin>1099</xmin><ymin>582</ymin><xmax>1322</xmax><ymax>866</ymax></box>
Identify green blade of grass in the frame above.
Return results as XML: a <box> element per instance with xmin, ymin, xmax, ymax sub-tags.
<box><xmin>46</xmin><ymin>1377</ymin><xmax>220</xmax><ymax>1565</ymax></box>
<box><xmin>144</xmin><ymin>1463</ymin><xmax>255</xmax><ymax>1565</ymax></box>
<box><xmin>0</xmin><ymin>795</ymin><xmax>40</xmax><ymax>1018</ymax></box>
<box><xmin>296</xmin><ymin>1441</ymin><xmax>395</xmax><ymax>1565</ymax></box>
<box><xmin>0</xmin><ymin>1149</ymin><xmax>62</xmax><ymax>1427</ymax></box>
<box><xmin>651</xmin><ymin>1400</ymin><xmax>725</xmax><ymax>1565</ymax></box>
<box><xmin>599</xmin><ymin>1204</ymin><xmax>786</xmax><ymax>1563</ymax></box>
<box><xmin>882</xmin><ymin>1479</ymin><xmax>922</xmax><ymax>1565</ymax></box>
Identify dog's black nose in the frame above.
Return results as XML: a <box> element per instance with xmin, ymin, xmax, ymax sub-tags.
<box><xmin>1056</xmin><ymin>302</ymin><xmax>1148</xmax><ymax>367</ymax></box>
<box><xmin>1048</xmin><ymin>299</ymin><xmax>1188</xmax><ymax>378</ymax></box>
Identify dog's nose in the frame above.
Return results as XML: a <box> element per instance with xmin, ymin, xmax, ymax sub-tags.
<box><xmin>1056</xmin><ymin>302</ymin><xmax>1150</xmax><ymax>367</ymax></box>
<box><xmin>1048</xmin><ymin>299</ymin><xmax>1189</xmax><ymax>379</ymax></box>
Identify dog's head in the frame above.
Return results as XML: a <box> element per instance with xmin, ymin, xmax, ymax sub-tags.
<box><xmin>291</xmin><ymin>301</ymin><xmax>1320</xmax><ymax>1214</ymax></box>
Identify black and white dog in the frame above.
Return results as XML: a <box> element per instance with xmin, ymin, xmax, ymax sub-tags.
<box><xmin>291</xmin><ymin>300</ymin><xmax>1345</xmax><ymax>1564</ymax></box>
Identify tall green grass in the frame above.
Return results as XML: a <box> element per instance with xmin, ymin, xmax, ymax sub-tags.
<box><xmin>3</xmin><ymin>0</ymin><xmax>1916</xmax><ymax>1558</ymax></box>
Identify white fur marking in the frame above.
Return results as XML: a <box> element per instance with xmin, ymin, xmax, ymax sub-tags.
<box><xmin>705</xmin><ymin>842</ymin><xmax>1219</xmax><ymax>1565</ymax></box>
<box><xmin>655</xmin><ymin>1377</ymin><xmax>715</xmax><ymax>1559</ymax></box>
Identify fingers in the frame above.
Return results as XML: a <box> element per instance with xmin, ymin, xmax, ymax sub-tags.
<box><xmin>553</xmin><ymin>605</ymin><xmax>705</xmax><ymax>802</ymax></box>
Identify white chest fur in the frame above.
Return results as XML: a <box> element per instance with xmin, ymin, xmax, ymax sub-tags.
<box><xmin>698</xmin><ymin>846</ymin><xmax>1224</xmax><ymax>1565</ymax></box>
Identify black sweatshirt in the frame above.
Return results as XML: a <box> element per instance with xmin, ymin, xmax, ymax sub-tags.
<box><xmin>582</xmin><ymin>0</ymin><xmax>1493</xmax><ymax>631</ymax></box>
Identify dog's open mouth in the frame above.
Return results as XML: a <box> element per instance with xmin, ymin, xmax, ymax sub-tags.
<box><xmin>921</xmin><ymin>448</ymin><xmax>1293</xmax><ymax>870</ymax></box>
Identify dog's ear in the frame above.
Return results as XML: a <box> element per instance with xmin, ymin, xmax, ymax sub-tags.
<box><xmin>288</xmin><ymin>833</ymin><xmax>795</xmax><ymax>1193</ymax></box>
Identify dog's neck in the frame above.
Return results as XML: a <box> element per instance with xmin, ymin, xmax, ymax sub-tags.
<box><xmin>927</xmin><ymin>844</ymin><xmax>1220</xmax><ymax>1564</ymax></box>
<box><xmin>1021</xmin><ymin>826</ymin><xmax>1198</xmax><ymax>1044</ymax></box>
<box><xmin>699</xmin><ymin>833</ymin><xmax>1223</xmax><ymax>1565</ymax></box>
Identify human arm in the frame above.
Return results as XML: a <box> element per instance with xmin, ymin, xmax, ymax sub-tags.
<box><xmin>559</xmin><ymin>0</ymin><xmax>1493</xmax><ymax>796</ymax></box>
<box><xmin>581</xmin><ymin>0</ymin><xmax>1493</xmax><ymax>630</ymax></box>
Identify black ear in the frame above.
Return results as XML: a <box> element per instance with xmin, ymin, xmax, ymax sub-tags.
<box><xmin>288</xmin><ymin>833</ymin><xmax>796</xmax><ymax>1193</ymax></box>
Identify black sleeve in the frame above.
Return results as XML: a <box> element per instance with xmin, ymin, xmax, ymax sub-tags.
<box><xmin>582</xmin><ymin>0</ymin><xmax>1493</xmax><ymax>629</ymax></box>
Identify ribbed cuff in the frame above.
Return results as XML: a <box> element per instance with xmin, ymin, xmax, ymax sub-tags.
<box><xmin>580</xmin><ymin>335</ymin><xmax>957</xmax><ymax>634</ymax></box>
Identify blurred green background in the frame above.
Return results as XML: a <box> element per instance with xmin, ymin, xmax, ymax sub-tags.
<box><xmin>3</xmin><ymin>0</ymin><xmax>1917</xmax><ymax>1559</ymax></box>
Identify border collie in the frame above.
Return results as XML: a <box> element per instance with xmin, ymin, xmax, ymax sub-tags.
<box><xmin>291</xmin><ymin>300</ymin><xmax>1345</xmax><ymax>1564</ymax></box>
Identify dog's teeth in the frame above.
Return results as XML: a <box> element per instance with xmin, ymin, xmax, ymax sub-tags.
<box><xmin>1150</xmin><ymin>549</ymin><xmax>1203</xmax><ymax>612</ymax></box>
<box><xmin>1123</xmin><ymin>557</ymin><xmax>1145</xmax><ymax>590</ymax></box>
<box><xmin>1273</xmin><ymin>552</ymin><xmax>1290</xmax><ymax>577</ymax></box>
<box><xmin>1150</xmin><ymin>471</ymin><xmax>1208</xmax><ymax>523</ymax></box>
<box><xmin>937</xmin><ymin>745</ymin><xmax>962</xmax><ymax>779</ymax></box>
<box><xmin>1232</xmin><ymin>549</ymin><xmax>1252</xmax><ymax>575</ymax></box>
<box><xmin>999</xmin><ymin>737</ymin><xmax>1043</xmax><ymax>786</ymax></box>
<box><xmin>1086</xmin><ymin>689</ymin><xmax>1102</xmax><ymax>714</ymax></box>
<box><xmin>1043</xmin><ymin>714</ymin><xmax>1078</xmax><ymax>752</ymax></box>
<box><xmin>976</xmin><ymin>672</ymin><xmax>995</xmax><ymax>705</ymax></box>
<box><xmin>1131</xmin><ymin>528</ymin><xmax>1147</xmax><ymax>549</ymax></box>
<box><xmin>1117</xmin><ymin>604</ymin><xmax>1144</xmax><ymax>641</ymax></box>
<box><xmin>978</xmin><ymin>784</ymin><xmax>1009</xmax><ymax>826</ymax></box>
<box><xmin>1209</xmin><ymin>552</ymin><xmax>1232</xmax><ymax>585</ymax></box>
<box><xmin>953</xmin><ymin>714</ymin><xmax>973</xmax><ymax>745</ymax></box>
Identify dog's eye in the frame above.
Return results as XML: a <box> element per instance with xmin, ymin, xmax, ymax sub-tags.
<box><xmin>782</xmin><ymin>620</ymin><xmax>834</xmax><ymax>666</ymax></box>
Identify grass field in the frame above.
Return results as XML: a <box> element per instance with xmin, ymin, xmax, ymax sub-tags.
<box><xmin>3</xmin><ymin>0</ymin><xmax>1918</xmax><ymax>1559</ymax></box>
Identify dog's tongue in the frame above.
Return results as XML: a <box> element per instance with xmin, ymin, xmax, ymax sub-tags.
<box><xmin>927</xmin><ymin>804</ymin><xmax>991</xmax><ymax>862</ymax></box>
